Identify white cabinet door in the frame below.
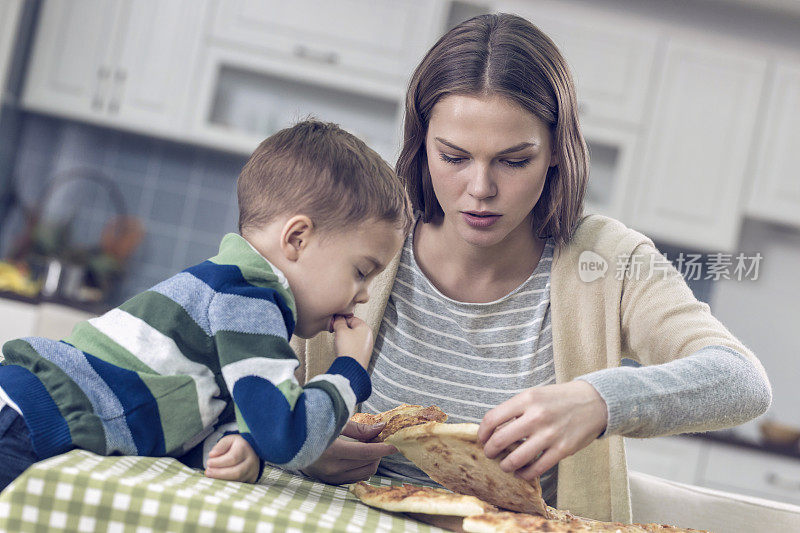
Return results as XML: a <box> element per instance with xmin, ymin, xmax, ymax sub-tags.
<box><xmin>745</xmin><ymin>60</ymin><xmax>800</xmax><ymax>228</ymax></box>
<box><xmin>112</xmin><ymin>0</ymin><xmax>207</xmax><ymax>133</ymax></box>
<box><xmin>0</xmin><ymin>0</ymin><xmax>24</xmax><ymax>102</ymax></box>
<box><xmin>22</xmin><ymin>0</ymin><xmax>123</xmax><ymax>119</ymax></box>
<box><xmin>23</xmin><ymin>0</ymin><xmax>206</xmax><ymax>138</ymax></box>
<box><xmin>209</xmin><ymin>0</ymin><xmax>446</xmax><ymax>85</ymax></box>
<box><xmin>630</xmin><ymin>40</ymin><xmax>767</xmax><ymax>252</ymax></box>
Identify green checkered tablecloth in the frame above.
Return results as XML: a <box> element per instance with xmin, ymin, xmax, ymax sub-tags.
<box><xmin>0</xmin><ymin>450</ymin><xmax>445</xmax><ymax>532</ymax></box>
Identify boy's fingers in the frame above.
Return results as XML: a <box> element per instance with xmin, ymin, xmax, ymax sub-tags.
<box><xmin>208</xmin><ymin>436</ymin><xmax>233</xmax><ymax>458</ymax></box>
<box><xmin>205</xmin><ymin>465</ymin><xmax>255</xmax><ymax>483</ymax></box>
<box><xmin>346</xmin><ymin>316</ymin><xmax>366</xmax><ymax>328</ymax></box>
<box><xmin>207</xmin><ymin>454</ymin><xmax>238</xmax><ymax>469</ymax></box>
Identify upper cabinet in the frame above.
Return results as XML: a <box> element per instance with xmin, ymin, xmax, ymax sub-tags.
<box><xmin>187</xmin><ymin>0</ymin><xmax>448</xmax><ymax>162</ymax></box>
<box><xmin>745</xmin><ymin>59</ymin><xmax>800</xmax><ymax>228</ymax></box>
<box><xmin>22</xmin><ymin>0</ymin><xmax>208</xmax><ymax>137</ymax></box>
<box><xmin>630</xmin><ymin>39</ymin><xmax>767</xmax><ymax>251</ymax></box>
<box><xmin>208</xmin><ymin>0</ymin><xmax>447</xmax><ymax>87</ymax></box>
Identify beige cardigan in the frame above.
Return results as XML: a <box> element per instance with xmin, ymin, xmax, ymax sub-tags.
<box><xmin>290</xmin><ymin>214</ymin><xmax>769</xmax><ymax>522</ymax></box>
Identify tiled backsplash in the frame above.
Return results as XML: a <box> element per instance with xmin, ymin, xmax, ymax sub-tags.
<box><xmin>1</xmin><ymin>113</ymin><xmax>714</xmax><ymax>307</ymax></box>
<box><xmin>1</xmin><ymin>113</ymin><xmax>246</xmax><ymax>305</ymax></box>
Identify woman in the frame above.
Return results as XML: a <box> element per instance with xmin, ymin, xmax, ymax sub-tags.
<box><xmin>291</xmin><ymin>13</ymin><xmax>771</xmax><ymax>522</ymax></box>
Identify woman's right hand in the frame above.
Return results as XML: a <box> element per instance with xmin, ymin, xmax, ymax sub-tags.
<box><xmin>332</xmin><ymin>315</ymin><xmax>374</xmax><ymax>369</ymax></box>
<box><xmin>301</xmin><ymin>420</ymin><xmax>397</xmax><ymax>484</ymax></box>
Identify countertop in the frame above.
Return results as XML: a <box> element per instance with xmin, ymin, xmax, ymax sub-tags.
<box><xmin>685</xmin><ymin>429</ymin><xmax>800</xmax><ymax>460</ymax></box>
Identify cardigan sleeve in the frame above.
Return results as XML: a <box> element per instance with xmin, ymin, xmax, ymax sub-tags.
<box><xmin>579</xmin><ymin>345</ymin><xmax>771</xmax><ymax>436</ymax></box>
<box><xmin>210</xmin><ymin>287</ymin><xmax>371</xmax><ymax>469</ymax></box>
<box><xmin>581</xmin><ymin>242</ymin><xmax>771</xmax><ymax>436</ymax></box>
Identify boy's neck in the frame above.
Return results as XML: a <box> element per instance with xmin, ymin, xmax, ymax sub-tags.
<box><xmin>240</xmin><ymin>221</ymin><xmax>288</xmax><ymax>272</ymax></box>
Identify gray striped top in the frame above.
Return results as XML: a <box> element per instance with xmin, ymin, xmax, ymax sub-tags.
<box><xmin>364</xmin><ymin>233</ymin><xmax>559</xmax><ymax>504</ymax></box>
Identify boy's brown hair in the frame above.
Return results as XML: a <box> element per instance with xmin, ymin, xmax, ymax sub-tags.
<box><xmin>238</xmin><ymin>120</ymin><xmax>412</xmax><ymax>237</ymax></box>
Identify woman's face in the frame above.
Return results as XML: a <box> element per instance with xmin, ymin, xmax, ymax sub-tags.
<box><xmin>425</xmin><ymin>93</ymin><xmax>555</xmax><ymax>248</ymax></box>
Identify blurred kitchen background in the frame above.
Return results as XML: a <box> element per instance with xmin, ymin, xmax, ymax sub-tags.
<box><xmin>0</xmin><ymin>0</ymin><xmax>799</xmax><ymax>506</ymax></box>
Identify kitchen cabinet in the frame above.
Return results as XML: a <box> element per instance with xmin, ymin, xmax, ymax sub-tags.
<box><xmin>629</xmin><ymin>39</ymin><xmax>767</xmax><ymax>252</ymax></box>
<box><xmin>0</xmin><ymin>0</ymin><xmax>24</xmax><ymax>102</ymax></box>
<box><xmin>187</xmin><ymin>0</ymin><xmax>448</xmax><ymax>159</ymax></box>
<box><xmin>626</xmin><ymin>436</ymin><xmax>800</xmax><ymax>506</ymax></box>
<box><xmin>208</xmin><ymin>0</ymin><xmax>448</xmax><ymax>87</ymax></box>
<box><xmin>188</xmin><ymin>45</ymin><xmax>405</xmax><ymax>162</ymax></box>
<box><xmin>745</xmin><ymin>60</ymin><xmax>800</xmax><ymax>228</ymax></box>
<box><xmin>22</xmin><ymin>0</ymin><xmax>208</xmax><ymax>138</ymax></box>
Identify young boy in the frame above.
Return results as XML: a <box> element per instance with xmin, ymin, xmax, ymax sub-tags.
<box><xmin>0</xmin><ymin>120</ymin><xmax>411</xmax><ymax>490</ymax></box>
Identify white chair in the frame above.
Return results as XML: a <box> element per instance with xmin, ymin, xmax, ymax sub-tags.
<box><xmin>629</xmin><ymin>470</ymin><xmax>800</xmax><ymax>532</ymax></box>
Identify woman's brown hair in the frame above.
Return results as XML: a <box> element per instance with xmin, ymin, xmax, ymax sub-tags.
<box><xmin>396</xmin><ymin>13</ymin><xmax>589</xmax><ymax>246</ymax></box>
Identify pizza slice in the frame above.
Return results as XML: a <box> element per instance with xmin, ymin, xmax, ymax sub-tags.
<box><xmin>350</xmin><ymin>404</ymin><xmax>448</xmax><ymax>442</ymax></box>
<box><xmin>385</xmin><ymin>422</ymin><xmax>550</xmax><ymax>517</ymax></box>
<box><xmin>351</xmin><ymin>481</ymin><xmax>498</xmax><ymax>515</ymax></box>
<box><xmin>462</xmin><ymin>511</ymin><xmax>711</xmax><ymax>532</ymax></box>
<box><xmin>462</xmin><ymin>511</ymin><xmax>653</xmax><ymax>532</ymax></box>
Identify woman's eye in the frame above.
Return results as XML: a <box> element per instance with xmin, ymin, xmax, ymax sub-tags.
<box><xmin>504</xmin><ymin>158</ymin><xmax>531</xmax><ymax>168</ymax></box>
<box><xmin>439</xmin><ymin>153</ymin><xmax>465</xmax><ymax>165</ymax></box>
<box><xmin>356</xmin><ymin>269</ymin><xmax>366</xmax><ymax>280</ymax></box>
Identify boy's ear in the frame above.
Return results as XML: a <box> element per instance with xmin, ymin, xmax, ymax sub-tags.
<box><xmin>280</xmin><ymin>215</ymin><xmax>314</xmax><ymax>262</ymax></box>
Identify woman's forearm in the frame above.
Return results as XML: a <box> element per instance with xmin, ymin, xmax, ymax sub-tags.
<box><xmin>577</xmin><ymin>345</ymin><xmax>772</xmax><ymax>438</ymax></box>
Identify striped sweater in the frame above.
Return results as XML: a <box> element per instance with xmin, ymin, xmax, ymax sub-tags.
<box><xmin>0</xmin><ymin>233</ymin><xmax>370</xmax><ymax>469</ymax></box>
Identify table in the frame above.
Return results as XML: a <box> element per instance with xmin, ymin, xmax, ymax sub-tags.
<box><xmin>0</xmin><ymin>450</ymin><xmax>445</xmax><ymax>532</ymax></box>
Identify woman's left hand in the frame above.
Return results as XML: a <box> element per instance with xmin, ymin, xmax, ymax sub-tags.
<box><xmin>477</xmin><ymin>380</ymin><xmax>608</xmax><ymax>481</ymax></box>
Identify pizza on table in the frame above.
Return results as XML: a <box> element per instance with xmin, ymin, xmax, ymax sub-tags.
<box><xmin>349</xmin><ymin>404</ymin><xmax>709</xmax><ymax>533</ymax></box>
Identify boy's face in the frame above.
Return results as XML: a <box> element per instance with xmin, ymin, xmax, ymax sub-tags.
<box><xmin>289</xmin><ymin>218</ymin><xmax>405</xmax><ymax>339</ymax></box>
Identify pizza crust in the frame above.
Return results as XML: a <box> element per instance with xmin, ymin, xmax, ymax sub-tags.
<box><xmin>350</xmin><ymin>404</ymin><xmax>448</xmax><ymax>442</ymax></box>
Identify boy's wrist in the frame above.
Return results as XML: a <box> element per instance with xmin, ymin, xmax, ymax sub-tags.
<box><xmin>327</xmin><ymin>357</ymin><xmax>372</xmax><ymax>403</ymax></box>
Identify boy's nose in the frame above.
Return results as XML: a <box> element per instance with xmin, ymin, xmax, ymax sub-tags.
<box><xmin>354</xmin><ymin>286</ymin><xmax>369</xmax><ymax>305</ymax></box>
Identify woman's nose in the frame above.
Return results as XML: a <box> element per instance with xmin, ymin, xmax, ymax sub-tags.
<box><xmin>467</xmin><ymin>164</ymin><xmax>496</xmax><ymax>199</ymax></box>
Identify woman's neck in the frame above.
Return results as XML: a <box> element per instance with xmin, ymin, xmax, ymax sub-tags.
<box><xmin>413</xmin><ymin>215</ymin><xmax>546</xmax><ymax>303</ymax></box>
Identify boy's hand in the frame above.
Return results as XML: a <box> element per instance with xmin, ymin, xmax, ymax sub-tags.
<box><xmin>205</xmin><ymin>434</ymin><xmax>260</xmax><ymax>483</ymax></box>
<box><xmin>332</xmin><ymin>314</ymin><xmax>373</xmax><ymax>369</ymax></box>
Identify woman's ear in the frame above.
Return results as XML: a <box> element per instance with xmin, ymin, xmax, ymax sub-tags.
<box><xmin>280</xmin><ymin>215</ymin><xmax>314</xmax><ymax>262</ymax></box>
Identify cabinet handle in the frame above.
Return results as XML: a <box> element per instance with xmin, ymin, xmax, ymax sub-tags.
<box><xmin>108</xmin><ymin>69</ymin><xmax>127</xmax><ymax>114</ymax></box>
<box><xmin>765</xmin><ymin>472</ymin><xmax>800</xmax><ymax>492</ymax></box>
<box><xmin>293</xmin><ymin>45</ymin><xmax>338</xmax><ymax>65</ymax></box>
<box><xmin>92</xmin><ymin>66</ymin><xmax>111</xmax><ymax>111</ymax></box>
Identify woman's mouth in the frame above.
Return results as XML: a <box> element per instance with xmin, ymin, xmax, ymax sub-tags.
<box><xmin>462</xmin><ymin>211</ymin><xmax>501</xmax><ymax>228</ymax></box>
